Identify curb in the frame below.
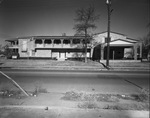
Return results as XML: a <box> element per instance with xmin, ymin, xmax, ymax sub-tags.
<box><xmin>109</xmin><ymin>68</ymin><xmax>150</xmax><ymax>72</ymax></box>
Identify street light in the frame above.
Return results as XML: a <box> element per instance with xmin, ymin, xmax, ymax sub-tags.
<box><xmin>106</xmin><ymin>0</ymin><xmax>111</xmax><ymax>67</ymax></box>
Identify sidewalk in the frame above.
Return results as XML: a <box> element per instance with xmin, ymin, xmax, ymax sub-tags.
<box><xmin>0</xmin><ymin>106</ymin><xmax>149</xmax><ymax>118</ymax></box>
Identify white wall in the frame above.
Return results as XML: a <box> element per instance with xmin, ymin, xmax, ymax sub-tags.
<box><xmin>35</xmin><ymin>50</ymin><xmax>51</xmax><ymax>57</ymax></box>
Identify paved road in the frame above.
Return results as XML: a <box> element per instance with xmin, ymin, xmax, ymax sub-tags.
<box><xmin>0</xmin><ymin>70</ymin><xmax>149</xmax><ymax>94</ymax></box>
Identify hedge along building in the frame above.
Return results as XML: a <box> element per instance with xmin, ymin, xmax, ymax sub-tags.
<box><xmin>6</xmin><ymin>36</ymin><xmax>92</xmax><ymax>59</ymax></box>
<box><xmin>92</xmin><ymin>31</ymin><xmax>142</xmax><ymax>60</ymax></box>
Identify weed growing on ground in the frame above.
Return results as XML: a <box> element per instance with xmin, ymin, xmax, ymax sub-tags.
<box><xmin>61</xmin><ymin>90</ymin><xmax>150</xmax><ymax>110</ymax></box>
<box><xmin>61</xmin><ymin>91</ymin><xmax>83</xmax><ymax>101</ymax></box>
<box><xmin>0</xmin><ymin>89</ymin><xmax>24</xmax><ymax>99</ymax></box>
<box><xmin>129</xmin><ymin>88</ymin><xmax>149</xmax><ymax>102</ymax></box>
<box><xmin>61</xmin><ymin>91</ymin><xmax>119</xmax><ymax>102</ymax></box>
<box><xmin>32</xmin><ymin>86</ymin><xmax>48</xmax><ymax>96</ymax></box>
<box><xmin>78</xmin><ymin>101</ymin><xmax>99</xmax><ymax>109</ymax></box>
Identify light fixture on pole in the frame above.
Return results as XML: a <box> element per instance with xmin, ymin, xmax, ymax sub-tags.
<box><xmin>106</xmin><ymin>0</ymin><xmax>111</xmax><ymax>67</ymax></box>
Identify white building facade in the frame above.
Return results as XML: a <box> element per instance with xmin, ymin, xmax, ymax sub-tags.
<box><xmin>6</xmin><ymin>36</ymin><xmax>92</xmax><ymax>59</ymax></box>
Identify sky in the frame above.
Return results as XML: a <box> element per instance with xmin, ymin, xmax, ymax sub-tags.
<box><xmin>0</xmin><ymin>0</ymin><xmax>149</xmax><ymax>46</ymax></box>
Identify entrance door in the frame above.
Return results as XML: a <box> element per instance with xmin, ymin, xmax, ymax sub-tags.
<box><xmin>60</xmin><ymin>52</ymin><xmax>65</xmax><ymax>58</ymax></box>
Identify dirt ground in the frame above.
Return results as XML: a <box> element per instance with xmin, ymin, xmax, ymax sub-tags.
<box><xmin>0</xmin><ymin>107</ymin><xmax>149</xmax><ymax>118</ymax></box>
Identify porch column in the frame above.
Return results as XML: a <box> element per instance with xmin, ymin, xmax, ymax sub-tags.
<box><xmin>42</xmin><ymin>39</ymin><xmax>45</xmax><ymax>47</ymax></box>
<box><xmin>51</xmin><ymin>39</ymin><xmax>54</xmax><ymax>47</ymax></box>
<box><xmin>14</xmin><ymin>41</ymin><xmax>17</xmax><ymax>45</ymax></box>
<box><xmin>61</xmin><ymin>39</ymin><xmax>64</xmax><ymax>48</ymax></box>
<box><xmin>90</xmin><ymin>48</ymin><xmax>94</xmax><ymax>59</ymax></box>
<box><xmin>101</xmin><ymin>45</ymin><xmax>104</xmax><ymax>60</ymax></box>
<box><xmin>70</xmin><ymin>39</ymin><xmax>73</xmax><ymax>47</ymax></box>
<box><xmin>139</xmin><ymin>42</ymin><xmax>142</xmax><ymax>59</ymax></box>
<box><xmin>134</xmin><ymin>44</ymin><xmax>138</xmax><ymax>60</ymax></box>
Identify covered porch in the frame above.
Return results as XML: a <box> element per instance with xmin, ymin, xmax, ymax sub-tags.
<box><xmin>92</xmin><ymin>39</ymin><xmax>142</xmax><ymax>60</ymax></box>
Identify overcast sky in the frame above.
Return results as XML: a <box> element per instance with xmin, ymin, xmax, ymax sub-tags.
<box><xmin>0</xmin><ymin>0</ymin><xmax>149</xmax><ymax>45</ymax></box>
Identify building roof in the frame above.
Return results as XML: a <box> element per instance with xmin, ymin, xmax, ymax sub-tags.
<box><xmin>94</xmin><ymin>31</ymin><xmax>126</xmax><ymax>36</ymax></box>
<box><xmin>93</xmin><ymin>31</ymin><xmax>138</xmax><ymax>42</ymax></box>
<box><xmin>5</xmin><ymin>35</ymin><xmax>92</xmax><ymax>42</ymax></box>
<box><xmin>33</xmin><ymin>36</ymin><xmax>91</xmax><ymax>39</ymax></box>
<box><xmin>126</xmin><ymin>37</ymin><xmax>139</xmax><ymax>42</ymax></box>
<box><xmin>110</xmin><ymin>39</ymin><xmax>137</xmax><ymax>43</ymax></box>
<box><xmin>5</xmin><ymin>38</ymin><xmax>18</xmax><ymax>42</ymax></box>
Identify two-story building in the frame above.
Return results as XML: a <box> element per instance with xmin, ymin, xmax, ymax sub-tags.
<box><xmin>6</xmin><ymin>36</ymin><xmax>92</xmax><ymax>60</ymax></box>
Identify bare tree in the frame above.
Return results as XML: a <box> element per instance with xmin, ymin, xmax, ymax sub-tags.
<box><xmin>73</xmin><ymin>5</ymin><xmax>99</xmax><ymax>63</ymax></box>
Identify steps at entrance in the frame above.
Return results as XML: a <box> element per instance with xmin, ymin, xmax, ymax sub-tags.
<box><xmin>57</xmin><ymin>57</ymin><xmax>67</xmax><ymax>61</ymax></box>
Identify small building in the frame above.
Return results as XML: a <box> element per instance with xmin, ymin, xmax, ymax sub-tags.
<box><xmin>92</xmin><ymin>31</ymin><xmax>142</xmax><ymax>60</ymax></box>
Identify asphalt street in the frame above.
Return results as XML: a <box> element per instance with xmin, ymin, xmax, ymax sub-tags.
<box><xmin>0</xmin><ymin>70</ymin><xmax>149</xmax><ymax>94</ymax></box>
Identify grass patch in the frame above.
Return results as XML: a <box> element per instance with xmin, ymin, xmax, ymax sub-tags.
<box><xmin>61</xmin><ymin>91</ymin><xmax>119</xmax><ymax>102</ymax></box>
<box><xmin>103</xmin><ymin>105</ymin><xmax>123</xmax><ymax>110</ymax></box>
<box><xmin>78</xmin><ymin>102</ymin><xmax>99</xmax><ymax>109</ymax></box>
<box><xmin>61</xmin><ymin>90</ymin><xmax>149</xmax><ymax>110</ymax></box>
<box><xmin>61</xmin><ymin>91</ymin><xmax>83</xmax><ymax>101</ymax></box>
<box><xmin>0</xmin><ymin>89</ymin><xmax>25</xmax><ymax>99</ymax></box>
<box><xmin>103</xmin><ymin>103</ymin><xmax>149</xmax><ymax>111</ymax></box>
<box><xmin>117</xmin><ymin>88</ymin><xmax>149</xmax><ymax>102</ymax></box>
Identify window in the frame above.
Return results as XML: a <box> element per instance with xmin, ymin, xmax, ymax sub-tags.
<box><xmin>54</xmin><ymin>39</ymin><xmax>61</xmax><ymax>44</ymax></box>
<box><xmin>73</xmin><ymin>39</ymin><xmax>80</xmax><ymax>44</ymax></box>
<box><xmin>35</xmin><ymin>39</ymin><xmax>42</xmax><ymax>44</ymax></box>
<box><xmin>63</xmin><ymin>39</ymin><xmax>70</xmax><ymax>44</ymax></box>
<box><xmin>45</xmin><ymin>39</ymin><xmax>52</xmax><ymax>44</ymax></box>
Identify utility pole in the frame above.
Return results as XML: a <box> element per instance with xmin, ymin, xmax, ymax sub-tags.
<box><xmin>106</xmin><ymin>0</ymin><xmax>111</xmax><ymax>67</ymax></box>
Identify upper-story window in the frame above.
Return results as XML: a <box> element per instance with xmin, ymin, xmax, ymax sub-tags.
<box><xmin>54</xmin><ymin>39</ymin><xmax>61</xmax><ymax>44</ymax></box>
<box><xmin>45</xmin><ymin>39</ymin><xmax>52</xmax><ymax>44</ymax></box>
<box><xmin>12</xmin><ymin>41</ymin><xmax>15</xmax><ymax>45</ymax></box>
<box><xmin>12</xmin><ymin>41</ymin><xmax>18</xmax><ymax>45</ymax></box>
<box><xmin>73</xmin><ymin>39</ymin><xmax>80</xmax><ymax>44</ymax></box>
<box><xmin>35</xmin><ymin>39</ymin><xmax>42</xmax><ymax>44</ymax></box>
<box><xmin>63</xmin><ymin>39</ymin><xmax>70</xmax><ymax>44</ymax></box>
